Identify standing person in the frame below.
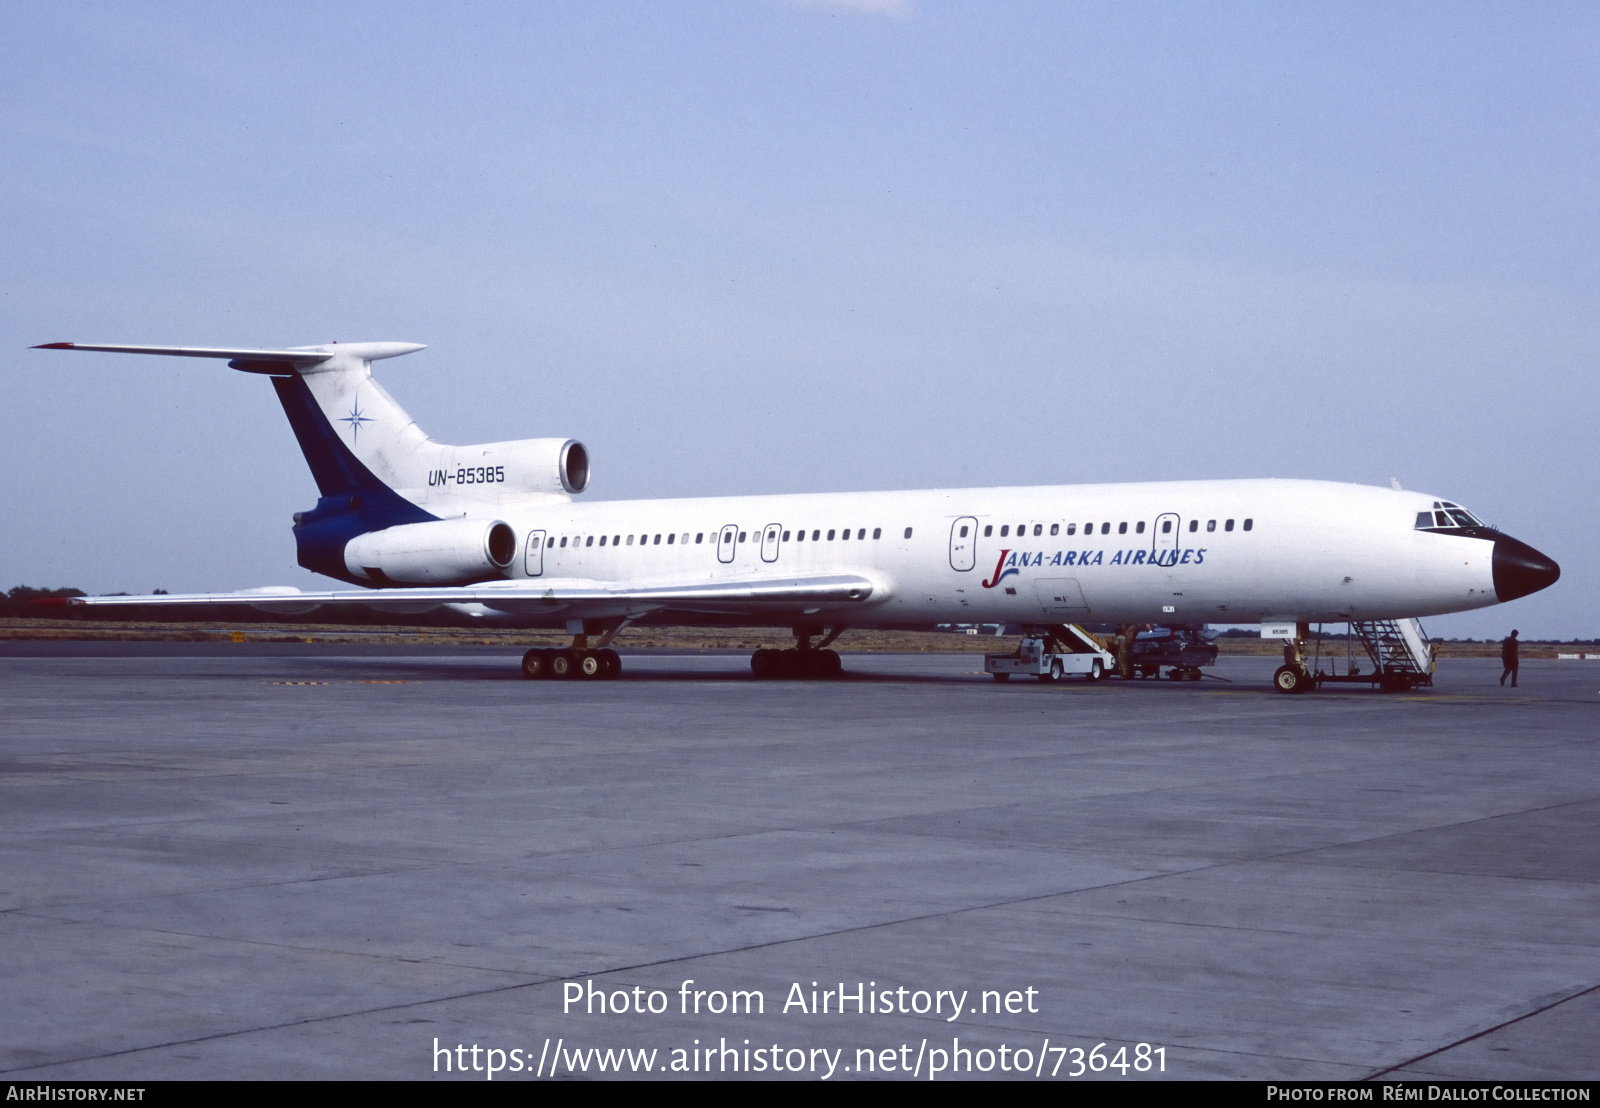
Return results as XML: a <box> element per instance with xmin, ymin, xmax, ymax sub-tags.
<box><xmin>1500</xmin><ymin>630</ymin><xmax>1520</xmax><ymax>687</ymax></box>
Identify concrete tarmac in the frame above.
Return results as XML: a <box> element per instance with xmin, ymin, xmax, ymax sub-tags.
<box><xmin>1</xmin><ymin>644</ymin><xmax>1597</xmax><ymax>1081</ymax></box>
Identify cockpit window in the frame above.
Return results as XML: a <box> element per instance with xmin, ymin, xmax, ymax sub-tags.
<box><xmin>1416</xmin><ymin>502</ymin><xmax>1484</xmax><ymax>531</ymax></box>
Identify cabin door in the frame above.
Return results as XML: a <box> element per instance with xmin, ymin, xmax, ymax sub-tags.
<box><xmin>949</xmin><ymin>517</ymin><xmax>978</xmax><ymax>571</ymax></box>
<box><xmin>524</xmin><ymin>530</ymin><xmax>546</xmax><ymax>577</ymax></box>
<box><xmin>1153</xmin><ymin>513</ymin><xmax>1181</xmax><ymax>567</ymax></box>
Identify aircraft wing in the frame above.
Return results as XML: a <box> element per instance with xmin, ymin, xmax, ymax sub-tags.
<box><xmin>50</xmin><ymin>575</ymin><xmax>881</xmax><ymax>619</ymax></box>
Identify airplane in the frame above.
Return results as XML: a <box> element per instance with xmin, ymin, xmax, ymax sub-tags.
<box><xmin>32</xmin><ymin>340</ymin><xmax>1561</xmax><ymax>689</ymax></box>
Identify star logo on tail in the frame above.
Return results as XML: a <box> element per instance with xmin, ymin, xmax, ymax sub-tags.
<box><xmin>339</xmin><ymin>402</ymin><xmax>374</xmax><ymax>442</ymax></box>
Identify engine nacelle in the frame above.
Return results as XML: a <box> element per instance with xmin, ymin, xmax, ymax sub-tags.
<box><xmin>425</xmin><ymin>437</ymin><xmax>589</xmax><ymax>497</ymax></box>
<box><xmin>344</xmin><ymin>518</ymin><xmax>517</xmax><ymax>585</ymax></box>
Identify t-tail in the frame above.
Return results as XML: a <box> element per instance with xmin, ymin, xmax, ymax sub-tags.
<box><xmin>33</xmin><ymin>341</ymin><xmax>589</xmax><ymax>584</ymax></box>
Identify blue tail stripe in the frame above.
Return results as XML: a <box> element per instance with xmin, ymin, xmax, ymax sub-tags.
<box><xmin>268</xmin><ymin>374</ymin><xmax>437</xmax><ymax>583</ymax></box>
<box><xmin>270</xmin><ymin>374</ymin><xmax>392</xmax><ymax>496</ymax></box>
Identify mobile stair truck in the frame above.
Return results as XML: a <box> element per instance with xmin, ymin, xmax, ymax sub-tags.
<box><xmin>1284</xmin><ymin>619</ymin><xmax>1438</xmax><ymax>693</ymax></box>
<box><xmin>987</xmin><ymin>624</ymin><xmax>1116</xmax><ymax>682</ymax></box>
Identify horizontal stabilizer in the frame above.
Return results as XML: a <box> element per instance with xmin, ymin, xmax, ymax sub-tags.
<box><xmin>33</xmin><ymin>343</ymin><xmax>334</xmax><ymax>366</ymax></box>
<box><xmin>33</xmin><ymin>342</ymin><xmax>427</xmax><ymax>375</ymax></box>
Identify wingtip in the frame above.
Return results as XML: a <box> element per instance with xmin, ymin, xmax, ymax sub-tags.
<box><xmin>32</xmin><ymin>342</ymin><xmax>75</xmax><ymax>349</ymax></box>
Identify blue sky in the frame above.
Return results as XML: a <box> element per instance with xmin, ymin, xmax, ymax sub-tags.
<box><xmin>3</xmin><ymin>1</ymin><xmax>1595</xmax><ymax>638</ymax></box>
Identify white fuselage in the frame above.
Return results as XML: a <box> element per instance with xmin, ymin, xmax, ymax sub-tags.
<box><xmin>471</xmin><ymin>478</ymin><xmax>1495</xmax><ymax>629</ymax></box>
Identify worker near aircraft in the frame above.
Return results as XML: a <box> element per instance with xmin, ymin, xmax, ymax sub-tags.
<box><xmin>1499</xmin><ymin>630</ymin><xmax>1520</xmax><ymax>688</ymax></box>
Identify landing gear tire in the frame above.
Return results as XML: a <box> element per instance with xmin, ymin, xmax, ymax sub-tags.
<box><xmin>521</xmin><ymin>648</ymin><xmax>552</xmax><ymax>680</ymax></box>
<box><xmin>1273</xmin><ymin>665</ymin><xmax>1311</xmax><ymax>694</ymax></box>
<box><xmin>575</xmin><ymin>651</ymin><xmax>602</xmax><ymax>680</ymax></box>
<box><xmin>597</xmin><ymin>648</ymin><xmax>621</xmax><ymax>680</ymax></box>
<box><xmin>550</xmin><ymin>649</ymin><xmax>576</xmax><ymax>679</ymax></box>
<box><xmin>751</xmin><ymin>648</ymin><xmax>781</xmax><ymax>678</ymax></box>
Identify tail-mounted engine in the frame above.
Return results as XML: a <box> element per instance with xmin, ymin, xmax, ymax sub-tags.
<box><xmin>344</xmin><ymin>518</ymin><xmax>517</xmax><ymax>585</ymax></box>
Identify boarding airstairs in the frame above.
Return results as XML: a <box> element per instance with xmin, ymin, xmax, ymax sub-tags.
<box><xmin>1311</xmin><ymin>618</ymin><xmax>1437</xmax><ymax>691</ymax></box>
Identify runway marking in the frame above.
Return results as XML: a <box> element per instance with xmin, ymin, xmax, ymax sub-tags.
<box><xmin>268</xmin><ymin>680</ymin><xmax>413</xmax><ymax>685</ymax></box>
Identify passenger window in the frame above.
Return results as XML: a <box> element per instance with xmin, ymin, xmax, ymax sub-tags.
<box><xmin>796</xmin><ymin>530</ymin><xmax>805</xmax><ymax>542</ymax></box>
<box><xmin>1137</xmin><ymin>521</ymin><xmax>1146</xmax><ymax>534</ymax></box>
<box><xmin>682</xmin><ymin>534</ymin><xmax>689</xmax><ymax>545</ymax></box>
<box><xmin>739</xmin><ymin>532</ymin><xmax>747</xmax><ymax>542</ymax></box>
<box><xmin>1160</xmin><ymin>521</ymin><xmax>1169</xmax><ymax>534</ymax></box>
<box><xmin>586</xmin><ymin>536</ymin><xmax>594</xmax><ymax>547</ymax></box>
<box><xmin>858</xmin><ymin>528</ymin><xmax>866</xmax><ymax>539</ymax></box>
<box><xmin>827</xmin><ymin>529</ymin><xmax>835</xmax><ymax>540</ymax></box>
<box><xmin>653</xmin><ymin>534</ymin><xmax>661</xmax><ymax>545</ymax></box>
<box><xmin>1224</xmin><ymin>519</ymin><xmax>1234</xmax><ymax>532</ymax></box>
<box><xmin>1000</xmin><ymin>525</ymin><xmax>1009</xmax><ymax>537</ymax></box>
<box><xmin>783</xmin><ymin>530</ymin><xmax>791</xmax><ymax>541</ymax></box>
<box><xmin>1016</xmin><ymin>523</ymin><xmax>1025</xmax><ymax>534</ymax></box>
<box><xmin>903</xmin><ymin>527</ymin><xmax>913</xmax><ymax>539</ymax></box>
<box><xmin>1066</xmin><ymin>524</ymin><xmax>1076</xmax><ymax>536</ymax></box>
<box><xmin>695</xmin><ymin>533</ymin><xmax>704</xmax><ymax>544</ymax></box>
<box><xmin>667</xmin><ymin>533</ymin><xmax>675</xmax><ymax>544</ymax></box>
<box><xmin>599</xmin><ymin>536</ymin><xmax>607</xmax><ymax>546</ymax></box>
<box><xmin>984</xmin><ymin>525</ymin><xmax>993</xmax><ymax>537</ymax></box>
<box><xmin>872</xmin><ymin>528</ymin><xmax>881</xmax><ymax>539</ymax></box>
<box><xmin>959</xmin><ymin>525</ymin><xmax>969</xmax><ymax>538</ymax></box>
<box><xmin>1050</xmin><ymin>524</ymin><xmax>1059</xmax><ymax>536</ymax></box>
<box><xmin>1032</xmin><ymin>524</ymin><xmax>1042</xmax><ymax>536</ymax></box>
<box><xmin>812</xmin><ymin>530</ymin><xmax>820</xmax><ymax>541</ymax></box>
<box><xmin>1243</xmin><ymin>519</ymin><xmax>1253</xmax><ymax>531</ymax></box>
<box><xmin>1100</xmin><ymin>523</ymin><xmax>1110</xmax><ymax>535</ymax></box>
<box><xmin>842</xmin><ymin>529</ymin><xmax>850</xmax><ymax>541</ymax></box>
<box><xmin>626</xmin><ymin>535</ymin><xmax>634</xmax><ymax>546</ymax></box>
<box><xmin>1188</xmin><ymin>520</ymin><xmax>1197</xmax><ymax>532</ymax></box>
<box><xmin>1207</xmin><ymin>520</ymin><xmax>1216</xmax><ymax>532</ymax></box>
<box><xmin>560</xmin><ymin>537</ymin><xmax>567</xmax><ymax>547</ymax></box>
<box><xmin>1118</xmin><ymin>522</ymin><xmax>1127</xmax><ymax>535</ymax></box>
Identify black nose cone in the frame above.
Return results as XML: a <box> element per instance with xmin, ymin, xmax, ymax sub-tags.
<box><xmin>1493</xmin><ymin>533</ymin><xmax>1560</xmax><ymax>602</ymax></box>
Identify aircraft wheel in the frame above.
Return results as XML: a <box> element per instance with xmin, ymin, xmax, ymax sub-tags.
<box><xmin>550</xmin><ymin>649</ymin><xmax>576</xmax><ymax>679</ymax></box>
<box><xmin>819</xmin><ymin>649</ymin><xmax>843</xmax><ymax>677</ymax></box>
<box><xmin>1273</xmin><ymin>665</ymin><xmax>1308</xmax><ymax>694</ymax></box>
<box><xmin>574</xmin><ymin>651</ymin><xmax>603</xmax><ymax>680</ymax></box>
<box><xmin>751</xmin><ymin>649</ymin><xmax>780</xmax><ymax>678</ymax></box>
<box><xmin>521</xmin><ymin>648</ymin><xmax>551</xmax><ymax>680</ymax></box>
<box><xmin>598</xmin><ymin>648</ymin><xmax>621</xmax><ymax>680</ymax></box>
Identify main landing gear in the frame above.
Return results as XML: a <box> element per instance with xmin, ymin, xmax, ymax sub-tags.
<box><xmin>522</xmin><ymin>646</ymin><xmax>621</xmax><ymax>680</ymax></box>
<box><xmin>750</xmin><ymin>625</ymin><xmax>845</xmax><ymax>679</ymax></box>
<box><xmin>522</xmin><ymin>621</ymin><xmax>627</xmax><ymax>681</ymax></box>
